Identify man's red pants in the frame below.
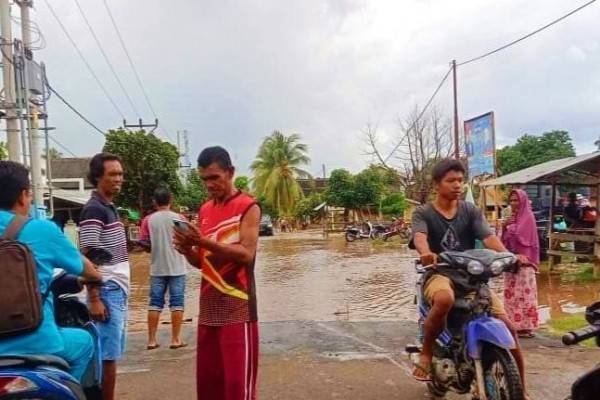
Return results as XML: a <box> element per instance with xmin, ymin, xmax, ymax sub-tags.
<box><xmin>196</xmin><ymin>322</ymin><xmax>259</xmax><ymax>400</ymax></box>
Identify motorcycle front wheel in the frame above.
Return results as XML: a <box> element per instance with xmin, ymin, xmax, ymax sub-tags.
<box><xmin>345</xmin><ymin>232</ymin><xmax>357</xmax><ymax>242</ymax></box>
<box><xmin>482</xmin><ymin>345</ymin><xmax>524</xmax><ymax>400</ymax></box>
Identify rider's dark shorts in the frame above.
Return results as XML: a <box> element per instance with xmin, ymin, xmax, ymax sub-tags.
<box><xmin>424</xmin><ymin>274</ymin><xmax>507</xmax><ymax>318</ymax></box>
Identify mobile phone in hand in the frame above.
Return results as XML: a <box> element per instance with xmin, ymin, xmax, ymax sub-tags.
<box><xmin>173</xmin><ymin>219</ymin><xmax>191</xmax><ymax>231</ymax></box>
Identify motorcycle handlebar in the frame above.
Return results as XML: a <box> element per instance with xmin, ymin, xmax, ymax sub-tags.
<box><xmin>562</xmin><ymin>324</ymin><xmax>600</xmax><ymax>346</ymax></box>
<box><xmin>414</xmin><ymin>262</ymin><xmax>450</xmax><ymax>273</ymax></box>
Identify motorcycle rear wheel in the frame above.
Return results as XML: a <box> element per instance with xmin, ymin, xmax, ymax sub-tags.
<box><xmin>482</xmin><ymin>345</ymin><xmax>524</xmax><ymax>400</ymax></box>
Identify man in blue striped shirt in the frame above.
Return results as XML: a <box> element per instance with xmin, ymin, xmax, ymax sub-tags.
<box><xmin>79</xmin><ymin>153</ymin><xmax>129</xmax><ymax>400</ymax></box>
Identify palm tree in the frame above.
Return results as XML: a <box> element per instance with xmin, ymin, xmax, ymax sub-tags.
<box><xmin>250</xmin><ymin>131</ymin><xmax>311</xmax><ymax>215</ymax></box>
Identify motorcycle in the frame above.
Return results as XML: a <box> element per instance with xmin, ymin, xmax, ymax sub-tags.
<box><xmin>0</xmin><ymin>250</ymin><xmax>109</xmax><ymax>400</ymax></box>
<box><xmin>406</xmin><ymin>249</ymin><xmax>523</xmax><ymax>400</ymax></box>
<box><xmin>561</xmin><ymin>301</ymin><xmax>600</xmax><ymax>400</ymax></box>
<box><xmin>345</xmin><ymin>220</ymin><xmax>374</xmax><ymax>242</ymax></box>
<box><xmin>370</xmin><ymin>217</ymin><xmax>410</xmax><ymax>241</ymax></box>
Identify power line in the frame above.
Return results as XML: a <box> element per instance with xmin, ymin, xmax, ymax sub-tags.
<box><xmin>73</xmin><ymin>0</ymin><xmax>140</xmax><ymax>118</ymax></box>
<box><xmin>46</xmin><ymin>84</ymin><xmax>106</xmax><ymax>137</ymax></box>
<box><xmin>102</xmin><ymin>0</ymin><xmax>157</xmax><ymax>119</ymax></box>
<box><xmin>458</xmin><ymin>0</ymin><xmax>597</xmax><ymax>66</ymax></box>
<box><xmin>41</xmin><ymin>0</ymin><xmax>125</xmax><ymax>119</ymax></box>
<box><xmin>48</xmin><ymin>134</ymin><xmax>78</xmax><ymax>157</ymax></box>
<box><xmin>383</xmin><ymin>66</ymin><xmax>453</xmax><ymax>163</ymax></box>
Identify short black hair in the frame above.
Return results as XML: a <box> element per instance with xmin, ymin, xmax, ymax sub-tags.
<box><xmin>197</xmin><ymin>146</ymin><xmax>232</xmax><ymax>170</ymax></box>
<box><xmin>153</xmin><ymin>187</ymin><xmax>171</xmax><ymax>206</ymax></box>
<box><xmin>431</xmin><ymin>158</ymin><xmax>466</xmax><ymax>183</ymax></box>
<box><xmin>0</xmin><ymin>161</ymin><xmax>30</xmax><ymax>210</ymax></box>
<box><xmin>88</xmin><ymin>153</ymin><xmax>122</xmax><ymax>187</ymax></box>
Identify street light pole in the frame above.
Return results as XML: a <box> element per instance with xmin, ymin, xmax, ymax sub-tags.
<box><xmin>452</xmin><ymin>59</ymin><xmax>460</xmax><ymax>160</ymax></box>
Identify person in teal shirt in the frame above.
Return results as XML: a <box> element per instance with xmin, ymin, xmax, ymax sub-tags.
<box><xmin>0</xmin><ymin>161</ymin><xmax>102</xmax><ymax>381</ymax></box>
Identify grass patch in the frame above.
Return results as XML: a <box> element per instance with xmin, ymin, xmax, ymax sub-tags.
<box><xmin>563</xmin><ymin>264</ymin><xmax>597</xmax><ymax>283</ymax></box>
<box><xmin>547</xmin><ymin>314</ymin><xmax>595</xmax><ymax>347</ymax></box>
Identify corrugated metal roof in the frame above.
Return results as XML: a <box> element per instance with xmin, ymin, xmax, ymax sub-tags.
<box><xmin>49</xmin><ymin>189</ymin><xmax>93</xmax><ymax>206</ymax></box>
<box><xmin>481</xmin><ymin>152</ymin><xmax>600</xmax><ymax>186</ymax></box>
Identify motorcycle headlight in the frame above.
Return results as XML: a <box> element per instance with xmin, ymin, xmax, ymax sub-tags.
<box><xmin>490</xmin><ymin>260</ymin><xmax>505</xmax><ymax>275</ymax></box>
<box><xmin>467</xmin><ymin>260</ymin><xmax>484</xmax><ymax>275</ymax></box>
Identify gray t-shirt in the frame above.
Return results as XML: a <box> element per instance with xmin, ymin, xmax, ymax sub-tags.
<box><xmin>411</xmin><ymin>201</ymin><xmax>492</xmax><ymax>254</ymax></box>
<box><xmin>147</xmin><ymin>210</ymin><xmax>188</xmax><ymax>276</ymax></box>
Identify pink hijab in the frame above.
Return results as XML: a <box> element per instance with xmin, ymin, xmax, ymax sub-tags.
<box><xmin>502</xmin><ymin>189</ymin><xmax>540</xmax><ymax>269</ymax></box>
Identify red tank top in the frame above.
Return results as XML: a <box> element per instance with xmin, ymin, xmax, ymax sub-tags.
<box><xmin>197</xmin><ymin>191</ymin><xmax>258</xmax><ymax>326</ymax></box>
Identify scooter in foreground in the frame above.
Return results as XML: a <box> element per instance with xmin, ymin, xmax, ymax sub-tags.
<box><xmin>345</xmin><ymin>220</ymin><xmax>374</xmax><ymax>242</ymax></box>
<box><xmin>0</xmin><ymin>250</ymin><xmax>109</xmax><ymax>399</ymax></box>
<box><xmin>561</xmin><ymin>301</ymin><xmax>600</xmax><ymax>400</ymax></box>
<box><xmin>406</xmin><ymin>249</ymin><xmax>523</xmax><ymax>400</ymax></box>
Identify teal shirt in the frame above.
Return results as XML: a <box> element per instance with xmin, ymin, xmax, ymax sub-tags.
<box><xmin>0</xmin><ymin>211</ymin><xmax>84</xmax><ymax>355</ymax></box>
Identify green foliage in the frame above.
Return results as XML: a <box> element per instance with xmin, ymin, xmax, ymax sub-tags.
<box><xmin>497</xmin><ymin>130</ymin><xmax>576</xmax><ymax>176</ymax></box>
<box><xmin>354</xmin><ymin>167</ymin><xmax>385</xmax><ymax>207</ymax></box>
<box><xmin>0</xmin><ymin>142</ymin><xmax>6</xmax><ymax>160</ymax></box>
<box><xmin>250</xmin><ymin>131</ymin><xmax>311</xmax><ymax>215</ymax></box>
<box><xmin>103</xmin><ymin>129</ymin><xmax>181</xmax><ymax>212</ymax></box>
<box><xmin>234</xmin><ymin>176</ymin><xmax>250</xmax><ymax>192</ymax></box>
<box><xmin>326</xmin><ymin>169</ymin><xmax>357</xmax><ymax>209</ymax></box>
<box><xmin>177</xmin><ymin>169</ymin><xmax>209</xmax><ymax>213</ymax></box>
<box><xmin>42</xmin><ymin>147</ymin><xmax>63</xmax><ymax>160</ymax></box>
<box><xmin>256</xmin><ymin>193</ymin><xmax>279</xmax><ymax>220</ymax></box>
<box><xmin>381</xmin><ymin>192</ymin><xmax>407</xmax><ymax>216</ymax></box>
<box><xmin>294</xmin><ymin>192</ymin><xmax>324</xmax><ymax>220</ymax></box>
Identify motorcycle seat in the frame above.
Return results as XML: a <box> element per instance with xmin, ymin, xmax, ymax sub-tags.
<box><xmin>0</xmin><ymin>354</ymin><xmax>70</xmax><ymax>371</ymax></box>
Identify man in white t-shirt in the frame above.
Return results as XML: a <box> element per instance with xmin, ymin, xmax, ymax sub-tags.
<box><xmin>139</xmin><ymin>187</ymin><xmax>189</xmax><ymax>350</ymax></box>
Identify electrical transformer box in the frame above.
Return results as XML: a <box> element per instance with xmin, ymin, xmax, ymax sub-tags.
<box><xmin>26</xmin><ymin>59</ymin><xmax>44</xmax><ymax>95</ymax></box>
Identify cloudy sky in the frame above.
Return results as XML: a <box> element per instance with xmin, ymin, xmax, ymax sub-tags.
<box><xmin>4</xmin><ymin>0</ymin><xmax>599</xmax><ymax>175</ymax></box>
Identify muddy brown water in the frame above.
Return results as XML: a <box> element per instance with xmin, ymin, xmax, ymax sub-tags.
<box><xmin>127</xmin><ymin>231</ymin><xmax>600</xmax><ymax>332</ymax></box>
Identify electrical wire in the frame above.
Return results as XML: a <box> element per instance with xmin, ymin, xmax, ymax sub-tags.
<box><xmin>46</xmin><ymin>84</ymin><xmax>106</xmax><ymax>137</ymax></box>
<box><xmin>383</xmin><ymin>66</ymin><xmax>453</xmax><ymax>163</ymax></box>
<box><xmin>458</xmin><ymin>0</ymin><xmax>597</xmax><ymax>66</ymax></box>
<box><xmin>102</xmin><ymin>0</ymin><xmax>157</xmax><ymax>119</ymax></box>
<box><xmin>73</xmin><ymin>0</ymin><xmax>140</xmax><ymax>118</ymax></box>
<box><xmin>41</xmin><ymin>0</ymin><xmax>126</xmax><ymax>120</ymax></box>
<box><xmin>48</xmin><ymin>134</ymin><xmax>78</xmax><ymax>157</ymax></box>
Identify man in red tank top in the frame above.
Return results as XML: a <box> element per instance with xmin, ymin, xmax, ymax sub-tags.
<box><xmin>174</xmin><ymin>147</ymin><xmax>261</xmax><ymax>400</ymax></box>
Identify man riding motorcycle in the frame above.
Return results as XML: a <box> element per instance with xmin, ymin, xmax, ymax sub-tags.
<box><xmin>0</xmin><ymin>161</ymin><xmax>102</xmax><ymax>381</ymax></box>
<box><xmin>410</xmin><ymin>159</ymin><xmax>530</xmax><ymax>399</ymax></box>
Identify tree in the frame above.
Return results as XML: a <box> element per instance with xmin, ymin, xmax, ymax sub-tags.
<box><xmin>380</xmin><ymin>192</ymin><xmax>407</xmax><ymax>216</ymax></box>
<box><xmin>353</xmin><ymin>167</ymin><xmax>384</xmax><ymax>208</ymax></box>
<box><xmin>0</xmin><ymin>142</ymin><xmax>6</xmax><ymax>160</ymax></box>
<box><xmin>103</xmin><ymin>129</ymin><xmax>181</xmax><ymax>212</ymax></box>
<box><xmin>325</xmin><ymin>169</ymin><xmax>357</xmax><ymax>210</ymax></box>
<box><xmin>250</xmin><ymin>131</ymin><xmax>311</xmax><ymax>215</ymax></box>
<box><xmin>294</xmin><ymin>192</ymin><xmax>324</xmax><ymax>220</ymax></box>
<box><xmin>178</xmin><ymin>169</ymin><xmax>209</xmax><ymax>213</ymax></box>
<box><xmin>234</xmin><ymin>176</ymin><xmax>250</xmax><ymax>192</ymax></box>
<box><xmin>256</xmin><ymin>193</ymin><xmax>279</xmax><ymax>220</ymax></box>
<box><xmin>364</xmin><ymin>106</ymin><xmax>453</xmax><ymax>202</ymax></box>
<box><xmin>42</xmin><ymin>147</ymin><xmax>63</xmax><ymax>160</ymax></box>
<box><xmin>497</xmin><ymin>130</ymin><xmax>576</xmax><ymax>176</ymax></box>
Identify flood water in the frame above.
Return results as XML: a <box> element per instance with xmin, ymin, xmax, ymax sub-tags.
<box><xmin>128</xmin><ymin>231</ymin><xmax>600</xmax><ymax>332</ymax></box>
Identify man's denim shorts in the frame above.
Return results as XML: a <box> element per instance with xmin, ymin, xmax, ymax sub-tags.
<box><xmin>96</xmin><ymin>281</ymin><xmax>128</xmax><ymax>361</ymax></box>
<box><xmin>148</xmin><ymin>275</ymin><xmax>186</xmax><ymax>312</ymax></box>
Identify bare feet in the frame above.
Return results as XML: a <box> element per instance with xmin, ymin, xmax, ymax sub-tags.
<box><xmin>412</xmin><ymin>353</ymin><xmax>432</xmax><ymax>381</ymax></box>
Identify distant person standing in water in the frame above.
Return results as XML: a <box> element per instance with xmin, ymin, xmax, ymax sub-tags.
<box><xmin>139</xmin><ymin>187</ymin><xmax>189</xmax><ymax>350</ymax></box>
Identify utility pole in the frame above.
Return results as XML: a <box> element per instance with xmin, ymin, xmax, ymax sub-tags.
<box><xmin>19</xmin><ymin>0</ymin><xmax>44</xmax><ymax>217</ymax></box>
<box><xmin>123</xmin><ymin>118</ymin><xmax>159</xmax><ymax>133</ymax></box>
<box><xmin>0</xmin><ymin>0</ymin><xmax>21</xmax><ymax>161</ymax></box>
<box><xmin>452</xmin><ymin>59</ymin><xmax>460</xmax><ymax>160</ymax></box>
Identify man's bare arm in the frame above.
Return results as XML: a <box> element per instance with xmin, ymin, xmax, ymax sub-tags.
<box><xmin>482</xmin><ymin>235</ymin><xmax>508</xmax><ymax>252</ymax></box>
<box><xmin>414</xmin><ymin>232</ymin><xmax>438</xmax><ymax>265</ymax></box>
<box><xmin>199</xmin><ymin>205</ymin><xmax>260</xmax><ymax>265</ymax></box>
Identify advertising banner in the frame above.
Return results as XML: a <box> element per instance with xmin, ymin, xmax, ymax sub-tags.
<box><xmin>464</xmin><ymin>112</ymin><xmax>495</xmax><ymax>180</ymax></box>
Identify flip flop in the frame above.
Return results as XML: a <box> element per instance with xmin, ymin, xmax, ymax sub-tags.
<box><xmin>147</xmin><ymin>344</ymin><xmax>161</xmax><ymax>350</ymax></box>
<box><xmin>412</xmin><ymin>363</ymin><xmax>432</xmax><ymax>382</ymax></box>
<box><xmin>170</xmin><ymin>342</ymin><xmax>188</xmax><ymax>349</ymax></box>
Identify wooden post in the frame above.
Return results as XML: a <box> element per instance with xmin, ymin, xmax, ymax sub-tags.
<box><xmin>548</xmin><ymin>183</ymin><xmax>557</xmax><ymax>270</ymax></box>
<box><xmin>594</xmin><ymin>184</ymin><xmax>600</xmax><ymax>278</ymax></box>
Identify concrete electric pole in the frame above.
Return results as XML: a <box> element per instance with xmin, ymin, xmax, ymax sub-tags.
<box><xmin>0</xmin><ymin>0</ymin><xmax>21</xmax><ymax>162</ymax></box>
<box><xmin>18</xmin><ymin>0</ymin><xmax>45</xmax><ymax>217</ymax></box>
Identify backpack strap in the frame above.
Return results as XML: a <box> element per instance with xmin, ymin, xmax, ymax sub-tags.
<box><xmin>2</xmin><ymin>215</ymin><xmax>31</xmax><ymax>241</ymax></box>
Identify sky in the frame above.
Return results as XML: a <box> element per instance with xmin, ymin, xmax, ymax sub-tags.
<box><xmin>3</xmin><ymin>0</ymin><xmax>599</xmax><ymax>176</ymax></box>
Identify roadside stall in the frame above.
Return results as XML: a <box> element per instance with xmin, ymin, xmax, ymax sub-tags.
<box><xmin>480</xmin><ymin>152</ymin><xmax>600</xmax><ymax>275</ymax></box>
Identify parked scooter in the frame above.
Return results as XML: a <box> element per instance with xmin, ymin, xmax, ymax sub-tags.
<box><xmin>0</xmin><ymin>250</ymin><xmax>109</xmax><ymax>400</ymax></box>
<box><xmin>371</xmin><ymin>217</ymin><xmax>410</xmax><ymax>241</ymax></box>
<box><xmin>406</xmin><ymin>249</ymin><xmax>523</xmax><ymax>400</ymax></box>
<box><xmin>345</xmin><ymin>220</ymin><xmax>374</xmax><ymax>242</ymax></box>
<box><xmin>562</xmin><ymin>301</ymin><xmax>600</xmax><ymax>400</ymax></box>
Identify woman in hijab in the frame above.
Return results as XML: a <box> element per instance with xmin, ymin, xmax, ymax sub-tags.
<box><xmin>502</xmin><ymin>189</ymin><xmax>540</xmax><ymax>338</ymax></box>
